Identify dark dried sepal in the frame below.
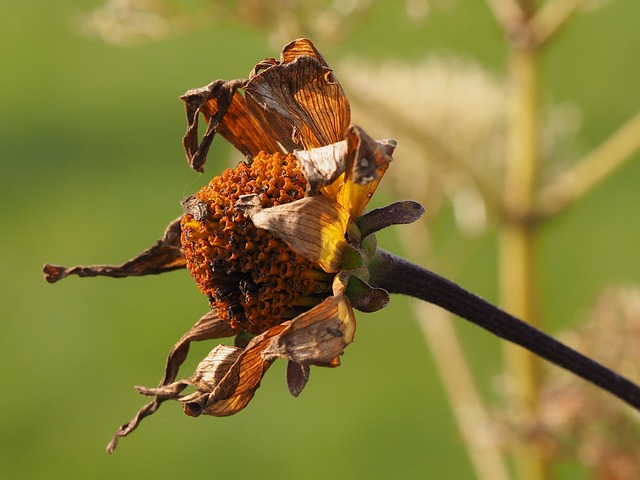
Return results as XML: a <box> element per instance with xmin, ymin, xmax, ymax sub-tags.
<box><xmin>357</xmin><ymin>200</ymin><xmax>425</xmax><ymax>239</ymax></box>
<box><xmin>44</xmin><ymin>217</ymin><xmax>186</xmax><ymax>284</ymax></box>
<box><xmin>286</xmin><ymin>361</ymin><xmax>310</xmax><ymax>397</ymax></box>
<box><xmin>345</xmin><ymin>275</ymin><xmax>390</xmax><ymax>313</ymax></box>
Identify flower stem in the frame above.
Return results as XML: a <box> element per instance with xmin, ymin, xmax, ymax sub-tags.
<box><xmin>368</xmin><ymin>248</ymin><xmax>640</xmax><ymax>411</ymax></box>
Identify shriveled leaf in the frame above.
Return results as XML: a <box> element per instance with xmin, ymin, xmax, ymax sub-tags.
<box><xmin>357</xmin><ymin>200</ymin><xmax>425</xmax><ymax>239</ymax></box>
<box><xmin>236</xmin><ymin>194</ymin><xmax>349</xmax><ymax>273</ymax></box>
<box><xmin>43</xmin><ymin>217</ymin><xmax>185</xmax><ymax>283</ymax></box>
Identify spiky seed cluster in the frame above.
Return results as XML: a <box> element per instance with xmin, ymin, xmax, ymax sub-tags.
<box><xmin>181</xmin><ymin>152</ymin><xmax>333</xmax><ymax>334</ymax></box>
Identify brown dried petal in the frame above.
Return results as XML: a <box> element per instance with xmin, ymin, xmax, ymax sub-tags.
<box><xmin>236</xmin><ymin>194</ymin><xmax>349</xmax><ymax>273</ymax></box>
<box><xmin>280</xmin><ymin>38</ymin><xmax>330</xmax><ymax>67</ymax></box>
<box><xmin>245</xmin><ymin>55</ymin><xmax>350</xmax><ymax>150</ymax></box>
<box><xmin>181</xmin><ymin>79</ymin><xmax>282</xmax><ymax>172</ymax></box>
<box><xmin>182</xmin><ymin>324</ymin><xmax>288</xmax><ymax>417</ymax></box>
<box><xmin>160</xmin><ymin>310</ymin><xmax>238</xmax><ymax>386</ymax></box>
<box><xmin>44</xmin><ymin>216</ymin><xmax>185</xmax><ymax>283</ymax></box>
<box><xmin>337</xmin><ymin>126</ymin><xmax>395</xmax><ymax>219</ymax></box>
<box><xmin>106</xmin><ymin>310</ymin><xmax>237</xmax><ymax>453</ymax></box>
<box><xmin>294</xmin><ymin>141</ymin><xmax>349</xmax><ymax>193</ymax></box>
<box><xmin>262</xmin><ymin>294</ymin><xmax>356</xmax><ymax>366</ymax></box>
<box><xmin>346</xmin><ymin>125</ymin><xmax>396</xmax><ymax>186</ymax></box>
<box><xmin>178</xmin><ymin>293</ymin><xmax>356</xmax><ymax>417</ymax></box>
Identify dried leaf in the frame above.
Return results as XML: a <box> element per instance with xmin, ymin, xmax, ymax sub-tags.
<box><xmin>43</xmin><ymin>216</ymin><xmax>185</xmax><ymax>283</ymax></box>
<box><xmin>236</xmin><ymin>194</ymin><xmax>349</xmax><ymax>273</ymax></box>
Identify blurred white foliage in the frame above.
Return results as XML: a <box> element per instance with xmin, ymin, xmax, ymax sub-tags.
<box><xmin>339</xmin><ymin>56</ymin><xmax>581</xmax><ymax>237</ymax></box>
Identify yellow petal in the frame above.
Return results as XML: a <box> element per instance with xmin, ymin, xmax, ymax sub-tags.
<box><xmin>338</xmin><ymin>125</ymin><xmax>394</xmax><ymax>219</ymax></box>
<box><xmin>236</xmin><ymin>194</ymin><xmax>350</xmax><ymax>273</ymax></box>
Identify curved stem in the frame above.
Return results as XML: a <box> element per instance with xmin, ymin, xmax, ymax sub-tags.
<box><xmin>369</xmin><ymin>248</ymin><xmax>640</xmax><ymax>411</ymax></box>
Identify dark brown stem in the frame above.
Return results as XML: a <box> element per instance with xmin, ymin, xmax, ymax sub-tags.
<box><xmin>368</xmin><ymin>248</ymin><xmax>640</xmax><ymax>411</ymax></box>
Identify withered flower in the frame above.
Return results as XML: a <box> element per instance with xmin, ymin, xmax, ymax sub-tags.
<box><xmin>45</xmin><ymin>38</ymin><xmax>640</xmax><ymax>454</ymax></box>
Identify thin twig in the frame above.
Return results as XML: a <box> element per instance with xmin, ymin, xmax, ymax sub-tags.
<box><xmin>537</xmin><ymin>109</ymin><xmax>640</xmax><ymax>217</ymax></box>
<box><xmin>531</xmin><ymin>0</ymin><xmax>586</xmax><ymax>47</ymax></box>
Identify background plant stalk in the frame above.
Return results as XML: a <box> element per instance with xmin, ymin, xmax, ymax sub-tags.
<box><xmin>501</xmin><ymin>25</ymin><xmax>547</xmax><ymax>480</ymax></box>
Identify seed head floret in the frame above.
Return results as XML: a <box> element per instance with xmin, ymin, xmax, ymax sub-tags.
<box><xmin>180</xmin><ymin>151</ymin><xmax>331</xmax><ymax>333</ymax></box>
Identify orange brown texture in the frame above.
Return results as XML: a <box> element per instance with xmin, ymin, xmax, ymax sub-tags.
<box><xmin>181</xmin><ymin>151</ymin><xmax>332</xmax><ymax>333</ymax></box>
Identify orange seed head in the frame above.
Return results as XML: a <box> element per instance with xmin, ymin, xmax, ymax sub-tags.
<box><xmin>181</xmin><ymin>152</ymin><xmax>333</xmax><ymax>333</ymax></box>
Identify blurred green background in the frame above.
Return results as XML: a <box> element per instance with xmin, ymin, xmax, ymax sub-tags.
<box><xmin>3</xmin><ymin>1</ymin><xmax>640</xmax><ymax>478</ymax></box>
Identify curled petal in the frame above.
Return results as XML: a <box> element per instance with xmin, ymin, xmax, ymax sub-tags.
<box><xmin>262</xmin><ymin>294</ymin><xmax>356</xmax><ymax>367</ymax></box>
<box><xmin>338</xmin><ymin>125</ymin><xmax>395</xmax><ymax>219</ymax></box>
<box><xmin>43</xmin><ymin>217</ymin><xmax>185</xmax><ymax>283</ymax></box>
<box><xmin>106</xmin><ymin>310</ymin><xmax>238</xmax><ymax>453</ymax></box>
<box><xmin>294</xmin><ymin>141</ymin><xmax>348</xmax><ymax>193</ymax></box>
<box><xmin>181</xmin><ymin>79</ymin><xmax>282</xmax><ymax>172</ymax></box>
<box><xmin>160</xmin><ymin>310</ymin><xmax>238</xmax><ymax>386</ymax></box>
<box><xmin>236</xmin><ymin>194</ymin><xmax>349</xmax><ymax>273</ymax></box>
<box><xmin>246</xmin><ymin>55</ymin><xmax>350</xmax><ymax>150</ymax></box>
<box><xmin>280</xmin><ymin>38</ymin><xmax>331</xmax><ymax>66</ymax></box>
<box><xmin>181</xmin><ymin>324</ymin><xmax>288</xmax><ymax>417</ymax></box>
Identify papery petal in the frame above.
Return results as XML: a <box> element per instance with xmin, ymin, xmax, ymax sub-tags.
<box><xmin>181</xmin><ymin>79</ymin><xmax>283</xmax><ymax>172</ymax></box>
<box><xmin>294</xmin><ymin>141</ymin><xmax>348</xmax><ymax>193</ymax></box>
<box><xmin>338</xmin><ymin>125</ymin><xmax>395</xmax><ymax>219</ymax></box>
<box><xmin>281</xmin><ymin>38</ymin><xmax>331</xmax><ymax>66</ymax></box>
<box><xmin>106</xmin><ymin>309</ymin><xmax>237</xmax><ymax>454</ymax></box>
<box><xmin>160</xmin><ymin>310</ymin><xmax>239</xmax><ymax>386</ymax></box>
<box><xmin>44</xmin><ymin>217</ymin><xmax>185</xmax><ymax>283</ymax></box>
<box><xmin>181</xmin><ymin>324</ymin><xmax>287</xmax><ymax>417</ymax></box>
<box><xmin>262</xmin><ymin>293</ymin><xmax>356</xmax><ymax>366</ymax></box>
<box><xmin>236</xmin><ymin>194</ymin><xmax>349</xmax><ymax>273</ymax></box>
<box><xmin>245</xmin><ymin>54</ymin><xmax>350</xmax><ymax>150</ymax></box>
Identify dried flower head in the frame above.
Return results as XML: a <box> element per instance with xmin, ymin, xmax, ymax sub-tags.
<box><xmin>44</xmin><ymin>38</ymin><xmax>640</xmax><ymax>458</ymax></box>
<box><xmin>44</xmin><ymin>38</ymin><xmax>418</xmax><ymax>452</ymax></box>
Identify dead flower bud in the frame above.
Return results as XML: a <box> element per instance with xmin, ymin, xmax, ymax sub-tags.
<box><xmin>45</xmin><ymin>38</ymin><xmax>640</xmax><ymax>454</ymax></box>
